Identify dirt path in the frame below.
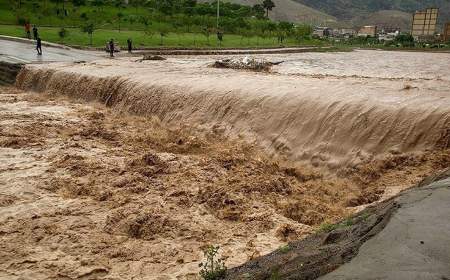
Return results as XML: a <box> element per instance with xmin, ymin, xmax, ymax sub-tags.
<box><xmin>0</xmin><ymin>86</ymin><xmax>448</xmax><ymax>279</ymax></box>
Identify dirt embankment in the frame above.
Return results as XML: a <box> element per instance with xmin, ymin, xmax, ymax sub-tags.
<box><xmin>225</xmin><ymin>191</ymin><xmax>400</xmax><ymax>280</ymax></box>
<box><xmin>226</xmin><ymin>167</ymin><xmax>450</xmax><ymax>280</ymax></box>
<box><xmin>0</xmin><ymin>86</ymin><xmax>449</xmax><ymax>279</ymax></box>
<box><xmin>0</xmin><ymin>62</ymin><xmax>22</xmax><ymax>86</ymax></box>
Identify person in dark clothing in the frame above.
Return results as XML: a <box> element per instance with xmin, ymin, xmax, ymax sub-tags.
<box><xmin>36</xmin><ymin>37</ymin><xmax>42</xmax><ymax>55</ymax></box>
<box><xmin>127</xmin><ymin>38</ymin><xmax>132</xmax><ymax>53</ymax></box>
<box><xmin>32</xmin><ymin>25</ymin><xmax>38</xmax><ymax>40</ymax></box>
<box><xmin>25</xmin><ymin>23</ymin><xmax>31</xmax><ymax>39</ymax></box>
<box><xmin>109</xmin><ymin>39</ymin><xmax>114</xmax><ymax>57</ymax></box>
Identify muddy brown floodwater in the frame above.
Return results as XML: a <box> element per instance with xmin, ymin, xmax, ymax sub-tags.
<box><xmin>1</xmin><ymin>50</ymin><xmax>450</xmax><ymax>279</ymax></box>
<box><xmin>0</xmin><ymin>86</ymin><xmax>448</xmax><ymax>279</ymax></box>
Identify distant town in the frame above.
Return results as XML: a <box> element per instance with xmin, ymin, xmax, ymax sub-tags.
<box><xmin>313</xmin><ymin>8</ymin><xmax>450</xmax><ymax>46</ymax></box>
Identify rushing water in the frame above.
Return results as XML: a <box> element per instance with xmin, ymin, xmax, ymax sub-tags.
<box><xmin>271</xmin><ymin>50</ymin><xmax>450</xmax><ymax>80</ymax></box>
<box><xmin>16</xmin><ymin>50</ymin><xmax>450</xmax><ymax>168</ymax></box>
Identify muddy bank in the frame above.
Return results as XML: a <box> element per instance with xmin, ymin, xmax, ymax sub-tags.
<box><xmin>1</xmin><ymin>86</ymin><xmax>448</xmax><ymax>279</ymax></box>
<box><xmin>225</xmin><ymin>168</ymin><xmax>450</xmax><ymax>280</ymax></box>
<box><xmin>225</xmin><ymin>189</ymin><xmax>399</xmax><ymax>279</ymax></box>
<box><xmin>15</xmin><ymin>53</ymin><xmax>450</xmax><ymax>169</ymax></box>
<box><xmin>0</xmin><ymin>62</ymin><xmax>23</xmax><ymax>86</ymax></box>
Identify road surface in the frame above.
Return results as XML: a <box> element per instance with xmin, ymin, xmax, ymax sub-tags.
<box><xmin>0</xmin><ymin>39</ymin><xmax>101</xmax><ymax>63</ymax></box>
<box><xmin>320</xmin><ymin>175</ymin><xmax>450</xmax><ymax>280</ymax></box>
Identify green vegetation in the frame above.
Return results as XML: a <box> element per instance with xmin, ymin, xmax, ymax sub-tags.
<box><xmin>279</xmin><ymin>244</ymin><xmax>291</xmax><ymax>254</ymax></box>
<box><xmin>330</xmin><ymin>34</ymin><xmax>450</xmax><ymax>51</ymax></box>
<box><xmin>0</xmin><ymin>24</ymin><xmax>322</xmax><ymax>48</ymax></box>
<box><xmin>269</xmin><ymin>268</ymin><xmax>281</xmax><ymax>280</ymax></box>
<box><xmin>318</xmin><ymin>217</ymin><xmax>355</xmax><ymax>233</ymax></box>
<box><xmin>318</xmin><ymin>222</ymin><xmax>339</xmax><ymax>233</ymax></box>
<box><xmin>1</xmin><ymin>0</ymin><xmax>319</xmax><ymax>48</ymax></box>
<box><xmin>199</xmin><ymin>245</ymin><xmax>227</xmax><ymax>280</ymax></box>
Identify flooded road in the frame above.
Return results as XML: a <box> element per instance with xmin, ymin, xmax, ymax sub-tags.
<box><xmin>0</xmin><ymin>39</ymin><xmax>101</xmax><ymax>63</ymax></box>
<box><xmin>272</xmin><ymin>50</ymin><xmax>450</xmax><ymax>80</ymax></box>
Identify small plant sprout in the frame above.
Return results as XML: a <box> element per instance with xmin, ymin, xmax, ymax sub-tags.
<box><xmin>199</xmin><ymin>245</ymin><xmax>227</xmax><ymax>280</ymax></box>
<box><xmin>279</xmin><ymin>244</ymin><xmax>291</xmax><ymax>253</ymax></box>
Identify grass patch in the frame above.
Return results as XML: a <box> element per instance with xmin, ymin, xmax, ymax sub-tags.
<box><xmin>318</xmin><ymin>217</ymin><xmax>356</xmax><ymax>233</ymax></box>
<box><xmin>318</xmin><ymin>222</ymin><xmax>339</xmax><ymax>233</ymax></box>
<box><xmin>279</xmin><ymin>244</ymin><xmax>291</xmax><ymax>254</ymax></box>
<box><xmin>0</xmin><ymin>23</ymin><xmax>325</xmax><ymax>49</ymax></box>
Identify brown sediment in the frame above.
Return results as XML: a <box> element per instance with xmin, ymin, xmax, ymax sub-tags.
<box><xmin>3</xmin><ymin>50</ymin><xmax>450</xmax><ymax>279</ymax></box>
<box><xmin>0</xmin><ymin>85</ymin><xmax>448</xmax><ymax>279</ymax></box>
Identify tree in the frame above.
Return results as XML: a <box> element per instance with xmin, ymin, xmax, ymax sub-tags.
<box><xmin>158</xmin><ymin>0</ymin><xmax>174</xmax><ymax>15</ymax></box>
<box><xmin>252</xmin><ymin>4</ymin><xmax>265</xmax><ymax>19</ymax></box>
<box><xmin>262</xmin><ymin>0</ymin><xmax>275</xmax><ymax>18</ymax></box>
<box><xmin>293</xmin><ymin>24</ymin><xmax>312</xmax><ymax>43</ymax></box>
<box><xmin>113</xmin><ymin>0</ymin><xmax>125</xmax><ymax>9</ymax></box>
<box><xmin>139</xmin><ymin>15</ymin><xmax>150</xmax><ymax>28</ymax></box>
<box><xmin>129</xmin><ymin>0</ymin><xmax>143</xmax><ymax>12</ymax></box>
<box><xmin>116</xmin><ymin>12</ymin><xmax>124</xmax><ymax>32</ymax></box>
<box><xmin>157</xmin><ymin>25</ymin><xmax>170</xmax><ymax>45</ymax></box>
<box><xmin>92</xmin><ymin>0</ymin><xmax>105</xmax><ymax>11</ymax></box>
<box><xmin>72</xmin><ymin>0</ymin><xmax>86</xmax><ymax>6</ymax></box>
<box><xmin>58</xmin><ymin>27</ymin><xmax>67</xmax><ymax>43</ymax></box>
<box><xmin>394</xmin><ymin>33</ymin><xmax>414</xmax><ymax>47</ymax></box>
<box><xmin>81</xmin><ymin>22</ymin><xmax>95</xmax><ymax>46</ymax></box>
<box><xmin>202</xmin><ymin>26</ymin><xmax>212</xmax><ymax>45</ymax></box>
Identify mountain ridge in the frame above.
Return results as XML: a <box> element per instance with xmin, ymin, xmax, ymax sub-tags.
<box><xmin>214</xmin><ymin>0</ymin><xmax>450</xmax><ymax>31</ymax></box>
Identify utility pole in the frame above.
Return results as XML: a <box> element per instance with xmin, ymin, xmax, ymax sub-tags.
<box><xmin>217</xmin><ymin>0</ymin><xmax>220</xmax><ymax>29</ymax></box>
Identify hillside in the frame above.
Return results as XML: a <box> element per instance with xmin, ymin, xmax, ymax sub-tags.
<box><xmin>213</xmin><ymin>0</ymin><xmax>449</xmax><ymax>31</ymax></box>
<box><xmin>294</xmin><ymin>0</ymin><xmax>450</xmax><ymax>29</ymax></box>
<box><xmin>202</xmin><ymin>0</ymin><xmax>337</xmax><ymax>25</ymax></box>
<box><xmin>351</xmin><ymin>10</ymin><xmax>414</xmax><ymax>31</ymax></box>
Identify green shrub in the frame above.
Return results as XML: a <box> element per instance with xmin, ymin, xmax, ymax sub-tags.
<box><xmin>279</xmin><ymin>244</ymin><xmax>291</xmax><ymax>254</ymax></box>
<box><xmin>199</xmin><ymin>245</ymin><xmax>227</xmax><ymax>280</ymax></box>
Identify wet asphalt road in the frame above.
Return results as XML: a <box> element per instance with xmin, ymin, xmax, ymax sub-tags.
<box><xmin>0</xmin><ymin>39</ymin><xmax>101</xmax><ymax>63</ymax></box>
<box><xmin>320</xmin><ymin>177</ymin><xmax>450</xmax><ymax>280</ymax></box>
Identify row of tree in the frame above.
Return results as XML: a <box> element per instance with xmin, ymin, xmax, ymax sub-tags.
<box><xmin>29</xmin><ymin>0</ymin><xmax>275</xmax><ymax>19</ymax></box>
<box><xmin>11</xmin><ymin>0</ymin><xmax>315</xmax><ymax>46</ymax></box>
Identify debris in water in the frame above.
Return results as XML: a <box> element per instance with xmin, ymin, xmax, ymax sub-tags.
<box><xmin>402</xmin><ymin>84</ymin><xmax>418</xmax><ymax>90</ymax></box>
<box><xmin>212</xmin><ymin>56</ymin><xmax>283</xmax><ymax>72</ymax></box>
<box><xmin>141</xmin><ymin>54</ymin><xmax>167</xmax><ymax>61</ymax></box>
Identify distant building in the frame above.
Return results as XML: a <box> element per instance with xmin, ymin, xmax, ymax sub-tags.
<box><xmin>337</xmin><ymin>28</ymin><xmax>356</xmax><ymax>38</ymax></box>
<box><xmin>444</xmin><ymin>22</ymin><xmax>450</xmax><ymax>42</ymax></box>
<box><xmin>378</xmin><ymin>31</ymin><xmax>400</xmax><ymax>42</ymax></box>
<box><xmin>313</xmin><ymin>27</ymin><xmax>332</xmax><ymax>38</ymax></box>
<box><xmin>411</xmin><ymin>8</ymin><xmax>439</xmax><ymax>41</ymax></box>
<box><xmin>378</xmin><ymin>26</ymin><xmax>400</xmax><ymax>34</ymax></box>
<box><xmin>358</xmin><ymin>26</ymin><xmax>377</xmax><ymax>37</ymax></box>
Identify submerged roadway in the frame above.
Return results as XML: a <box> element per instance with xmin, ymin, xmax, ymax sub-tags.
<box><xmin>0</xmin><ymin>38</ymin><xmax>101</xmax><ymax>63</ymax></box>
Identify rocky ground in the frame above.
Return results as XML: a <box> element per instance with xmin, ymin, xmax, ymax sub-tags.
<box><xmin>0</xmin><ymin>86</ymin><xmax>449</xmax><ymax>280</ymax></box>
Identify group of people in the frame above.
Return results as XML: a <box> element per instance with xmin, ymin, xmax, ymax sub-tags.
<box><xmin>107</xmin><ymin>38</ymin><xmax>133</xmax><ymax>57</ymax></box>
<box><xmin>24</xmin><ymin>23</ymin><xmax>42</xmax><ymax>55</ymax></box>
<box><xmin>25</xmin><ymin>23</ymin><xmax>135</xmax><ymax>58</ymax></box>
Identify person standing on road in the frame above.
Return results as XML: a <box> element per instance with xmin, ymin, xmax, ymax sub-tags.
<box><xmin>25</xmin><ymin>22</ymin><xmax>31</xmax><ymax>39</ymax></box>
<box><xmin>36</xmin><ymin>37</ymin><xmax>42</xmax><ymax>55</ymax></box>
<box><xmin>127</xmin><ymin>38</ymin><xmax>132</xmax><ymax>53</ymax></box>
<box><xmin>32</xmin><ymin>25</ymin><xmax>38</xmax><ymax>40</ymax></box>
<box><xmin>109</xmin><ymin>39</ymin><xmax>115</xmax><ymax>57</ymax></box>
